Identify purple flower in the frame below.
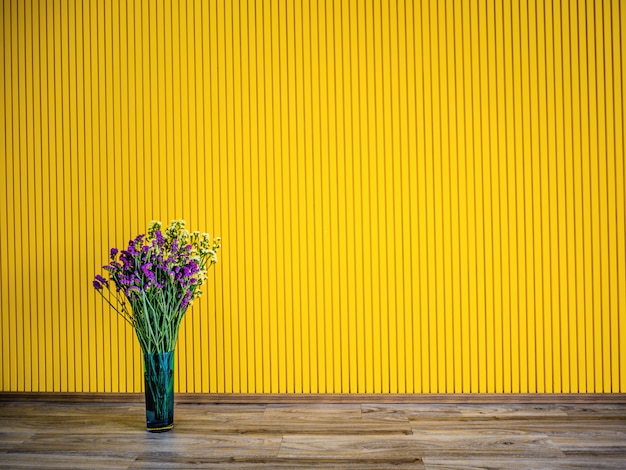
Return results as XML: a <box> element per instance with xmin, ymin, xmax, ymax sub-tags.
<box><xmin>92</xmin><ymin>279</ymin><xmax>103</xmax><ymax>290</ymax></box>
<box><xmin>124</xmin><ymin>287</ymin><xmax>141</xmax><ymax>300</ymax></box>
<box><xmin>142</xmin><ymin>263</ymin><xmax>155</xmax><ymax>280</ymax></box>
<box><xmin>119</xmin><ymin>276</ymin><xmax>135</xmax><ymax>286</ymax></box>
<box><xmin>180</xmin><ymin>290</ymin><xmax>193</xmax><ymax>309</ymax></box>
<box><xmin>155</xmin><ymin>230</ymin><xmax>165</xmax><ymax>246</ymax></box>
<box><xmin>119</xmin><ymin>254</ymin><xmax>133</xmax><ymax>269</ymax></box>
<box><xmin>110</xmin><ymin>247</ymin><xmax>119</xmax><ymax>259</ymax></box>
<box><xmin>95</xmin><ymin>275</ymin><xmax>109</xmax><ymax>288</ymax></box>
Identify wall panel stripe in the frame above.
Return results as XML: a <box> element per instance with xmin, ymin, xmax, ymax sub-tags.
<box><xmin>1</xmin><ymin>0</ymin><xmax>624</xmax><ymax>394</ymax></box>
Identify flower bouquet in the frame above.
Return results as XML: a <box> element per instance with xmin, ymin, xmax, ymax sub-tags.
<box><xmin>93</xmin><ymin>220</ymin><xmax>221</xmax><ymax>431</ymax></box>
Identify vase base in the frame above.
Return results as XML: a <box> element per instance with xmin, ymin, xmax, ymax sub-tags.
<box><xmin>146</xmin><ymin>423</ymin><xmax>174</xmax><ymax>433</ymax></box>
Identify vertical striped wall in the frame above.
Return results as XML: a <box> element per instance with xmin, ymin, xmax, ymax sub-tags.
<box><xmin>1</xmin><ymin>0</ymin><xmax>624</xmax><ymax>394</ymax></box>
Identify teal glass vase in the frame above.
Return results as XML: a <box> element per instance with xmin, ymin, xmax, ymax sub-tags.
<box><xmin>143</xmin><ymin>351</ymin><xmax>175</xmax><ymax>432</ymax></box>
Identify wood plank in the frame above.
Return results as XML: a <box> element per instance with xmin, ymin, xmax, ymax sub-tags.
<box><xmin>0</xmin><ymin>432</ymin><xmax>33</xmax><ymax>450</ymax></box>
<box><xmin>551</xmin><ymin>433</ymin><xmax>626</xmax><ymax>456</ymax></box>
<box><xmin>264</xmin><ymin>403</ymin><xmax>362</xmax><ymax>419</ymax></box>
<box><xmin>278</xmin><ymin>435</ymin><xmax>427</xmax><ymax>462</ymax></box>
<box><xmin>558</xmin><ymin>404</ymin><xmax>626</xmax><ymax>417</ymax></box>
<box><xmin>10</xmin><ymin>433</ymin><xmax>283</xmax><ymax>460</ymax></box>
<box><xmin>278</xmin><ymin>432</ymin><xmax>563</xmax><ymax>460</ymax></box>
<box><xmin>0</xmin><ymin>453</ymin><xmax>135</xmax><ymax>469</ymax></box>
<box><xmin>409</xmin><ymin>418</ymin><xmax>626</xmax><ymax>434</ymax></box>
<box><xmin>408</xmin><ymin>430</ymin><xmax>565</xmax><ymax>458</ymax></box>
<box><xmin>456</xmin><ymin>404</ymin><xmax>569</xmax><ymax>417</ymax></box>
<box><xmin>129</xmin><ymin>457</ymin><xmax>424</xmax><ymax>469</ymax></box>
<box><xmin>423</xmin><ymin>456</ymin><xmax>626</xmax><ymax>469</ymax></box>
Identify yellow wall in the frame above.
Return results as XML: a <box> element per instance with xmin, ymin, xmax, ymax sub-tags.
<box><xmin>1</xmin><ymin>0</ymin><xmax>624</xmax><ymax>394</ymax></box>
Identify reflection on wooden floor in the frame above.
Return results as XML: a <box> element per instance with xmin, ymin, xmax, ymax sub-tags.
<box><xmin>1</xmin><ymin>401</ymin><xmax>626</xmax><ymax>468</ymax></box>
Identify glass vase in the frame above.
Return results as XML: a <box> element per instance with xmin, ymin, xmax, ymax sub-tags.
<box><xmin>143</xmin><ymin>351</ymin><xmax>175</xmax><ymax>432</ymax></box>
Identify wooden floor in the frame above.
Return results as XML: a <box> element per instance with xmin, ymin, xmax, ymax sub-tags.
<box><xmin>1</xmin><ymin>401</ymin><xmax>626</xmax><ymax>469</ymax></box>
